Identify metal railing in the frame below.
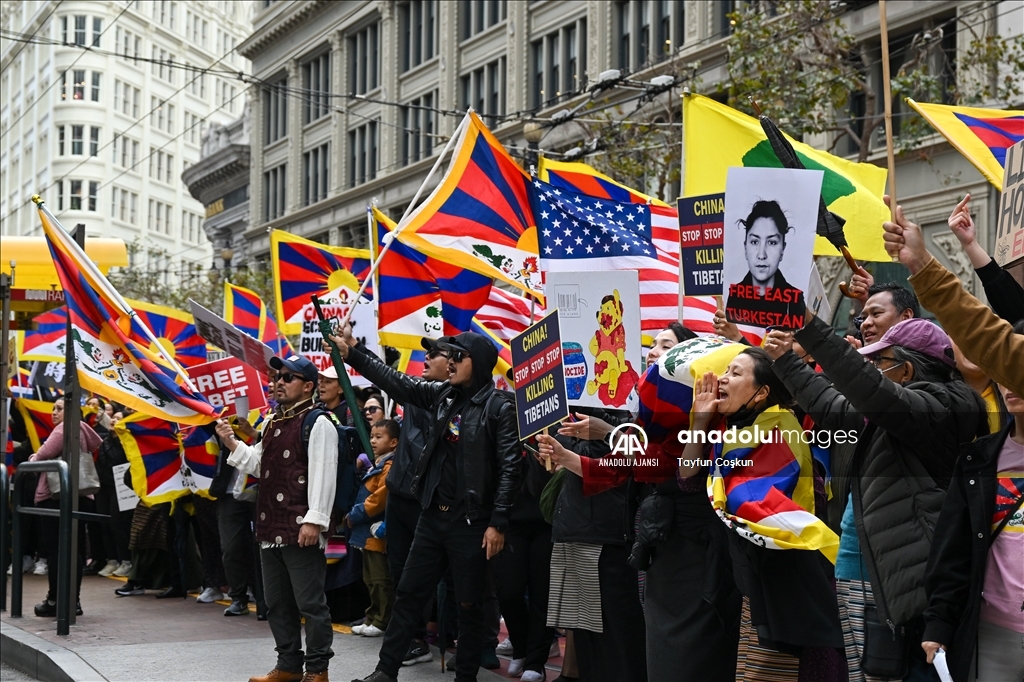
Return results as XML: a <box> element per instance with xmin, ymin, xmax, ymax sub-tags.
<box><xmin>8</xmin><ymin>460</ymin><xmax>108</xmax><ymax>636</ymax></box>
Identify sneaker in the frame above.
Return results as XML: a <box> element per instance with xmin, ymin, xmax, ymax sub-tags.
<box><xmin>350</xmin><ymin>624</ymin><xmax>366</xmax><ymax>635</ymax></box>
<box><xmin>197</xmin><ymin>587</ymin><xmax>226</xmax><ymax>603</ymax></box>
<box><xmin>76</xmin><ymin>601</ymin><xmax>84</xmax><ymax>616</ymax></box>
<box><xmin>360</xmin><ymin>624</ymin><xmax>385</xmax><ymax>637</ymax></box>
<box><xmin>496</xmin><ymin>638</ymin><xmax>514</xmax><ymax>655</ymax></box>
<box><xmin>23</xmin><ymin>555</ymin><xmax>35</xmax><ymax>573</ymax></box>
<box><xmin>97</xmin><ymin>560</ymin><xmax>120</xmax><ymax>577</ymax></box>
<box><xmin>521</xmin><ymin>672</ymin><xmax>545</xmax><ymax>682</ymax></box>
<box><xmin>34</xmin><ymin>599</ymin><xmax>56</xmax><ymax>617</ymax></box>
<box><xmin>349</xmin><ymin>671</ymin><xmax>397</xmax><ymax>682</ymax></box>
<box><xmin>481</xmin><ymin>646</ymin><xmax>501</xmax><ymax>670</ymax></box>
<box><xmin>33</xmin><ymin>558</ymin><xmax>48</xmax><ymax>575</ymax></box>
<box><xmin>112</xmin><ymin>560</ymin><xmax>132</xmax><ymax>577</ymax></box>
<box><xmin>508</xmin><ymin>658</ymin><xmax>527</xmax><ymax>676</ymax></box>
<box><xmin>401</xmin><ymin>641</ymin><xmax>432</xmax><ymax>666</ymax></box>
<box><xmin>548</xmin><ymin>638</ymin><xmax>562</xmax><ymax>658</ymax></box>
<box><xmin>115</xmin><ymin>583</ymin><xmax>145</xmax><ymax>597</ymax></box>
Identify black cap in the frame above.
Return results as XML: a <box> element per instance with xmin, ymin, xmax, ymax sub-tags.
<box><xmin>269</xmin><ymin>355</ymin><xmax>319</xmax><ymax>383</ymax></box>
<box><xmin>420</xmin><ymin>336</ymin><xmax>451</xmax><ymax>353</ymax></box>
<box><xmin>437</xmin><ymin>335</ymin><xmax>471</xmax><ymax>356</ymax></box>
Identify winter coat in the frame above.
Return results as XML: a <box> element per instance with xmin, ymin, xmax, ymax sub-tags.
<box><xmin>348</xmin><ymin>453</ymin><xmax>393</xmax><ymax>553</ymax></box>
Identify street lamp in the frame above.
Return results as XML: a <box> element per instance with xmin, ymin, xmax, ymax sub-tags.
<box><xmin>523</xmin><ymin>121</ymin><xmax>545</xmax><ymax>173</ymax></box>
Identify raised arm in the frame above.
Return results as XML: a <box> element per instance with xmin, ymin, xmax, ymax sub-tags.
<box><xmin>338</xmin><ymin>336</ymin><xmax>445</xmax><ymax>410</ymax></box>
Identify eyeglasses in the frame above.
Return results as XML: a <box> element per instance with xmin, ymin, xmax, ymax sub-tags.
<box><xmin>868</xmin><ymin>356</ymin><xmax>904</xmax><ymax>373</ymax></box>
<box><xmin>363</xmin><ymin>405</ymin><xmax>382</xmax><ymax>414</ymax></box>
<box><xmin>447</xmin><ymin>349</ymin><xmax>470</xmax><ymax>363</ymax></box>
<box><xmin>425</xmin><ymin>350</ymin><xmax>448</xmax><ymax>360</ymax></box>
<box><xmin>274</xmin><ymin>372</ymin><xmax>303</xmax><ymax>384</ymax></box>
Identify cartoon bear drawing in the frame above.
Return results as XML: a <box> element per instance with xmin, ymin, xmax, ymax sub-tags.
<box><xmin>586</xmin><ymin>289</ymin><xmax>639</xmax><ymax>407</ymax></box>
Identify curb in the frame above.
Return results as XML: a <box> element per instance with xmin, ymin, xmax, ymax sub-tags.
<box><xmin>0</xmin><ymin>619</ymin><xmax>108</xmax><ymax>681</ymax></box>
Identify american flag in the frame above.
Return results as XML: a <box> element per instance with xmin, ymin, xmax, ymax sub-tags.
<box><xmin>531</xmin><ymin>179</ymin><xmax>680</xmax><ymax>331</ymax></box>
<box><xmin>475</xmin><ymin>286</ymin><xmax>539</xmax><ymax>341</ymax></box>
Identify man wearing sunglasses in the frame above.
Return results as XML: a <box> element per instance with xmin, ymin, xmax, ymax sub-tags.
<box><xmin>334</xmin><ymin>331</ymin><xmax>521</xmax><ymax>682</ymax></box>
<box><xmin>216</xmin><ymin>355</ymin><xmax>338</xmax><ymax>682</ymax></box>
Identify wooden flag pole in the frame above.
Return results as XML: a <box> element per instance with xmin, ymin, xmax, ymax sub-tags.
<box><xmin>879</xmin><ymin>0</ymin><xmax>901</xmax><ymax>262</ymax></box>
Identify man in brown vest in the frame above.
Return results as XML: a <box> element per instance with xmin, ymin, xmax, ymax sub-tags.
<box><xmin>216</xmin><ymin>355</ymin><xmax>338</xmax><ymax>682</ymax></box>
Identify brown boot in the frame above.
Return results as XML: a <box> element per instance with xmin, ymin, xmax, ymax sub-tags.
<box><xmin>301</xmin><ymin>672</ymin><xmax>329</xmax><ymax>682</ymax></box>
<box><xmin>248</xmin><ymin>669</ymin><xmax>303</xmax><ymax>682</ymax></box>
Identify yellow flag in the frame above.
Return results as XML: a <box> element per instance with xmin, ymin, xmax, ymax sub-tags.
<box><xmin>683</xmin><ymin>94</ymin><xmax>891</xmax><ymax>262</ymax></box>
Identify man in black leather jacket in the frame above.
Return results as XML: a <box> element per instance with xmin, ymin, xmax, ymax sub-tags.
<box><xmin>338</xmin><ymin>331</ymin><xmax>522</xmax><ymax>682</ymax></box>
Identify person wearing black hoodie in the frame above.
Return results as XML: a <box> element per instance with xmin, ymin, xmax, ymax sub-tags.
<box><xmin>336</xmin><ymin>331</ymin><xmax>522</xmax><ymax>682</ymax></box>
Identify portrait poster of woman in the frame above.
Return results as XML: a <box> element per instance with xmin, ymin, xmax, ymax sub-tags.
<box><xmin>721</xmin><ymin>167</ymin><xmax>822</xmax><ymax>331</ymax></box>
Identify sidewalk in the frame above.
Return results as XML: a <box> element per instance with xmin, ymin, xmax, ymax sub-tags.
<box><xmin>1</xmin><ymin>574</ymin><xmax>562</xmax><ymax>682</ymax></box>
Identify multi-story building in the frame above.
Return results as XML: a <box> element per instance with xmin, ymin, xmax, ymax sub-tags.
<box><xmin>239</xmin><ymin>1</ymin><xmax>1020</xmax><ymax>311</ymax></box>
<box><xmin>0</xmin><ymin>0</ymin><xmax>253</xmax><ymax>283</ymax></box>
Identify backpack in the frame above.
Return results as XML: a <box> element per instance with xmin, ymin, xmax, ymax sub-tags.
<box><xmin>302</xmin><ymin>408</ymin><xmax>362</xmax><ymax>531</ymax></box>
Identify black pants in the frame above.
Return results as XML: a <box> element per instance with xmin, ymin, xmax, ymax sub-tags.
<box><xmin>193</xmin><ymin>496</ymin><xmax>226</xmax><ymax>589</ymax></box>
<box><xmin>384</xmin><ymin>492</ymin><xmax>425</xmax><ymax>641</ymax></box>
<box><xmin>573</xmin><ymin>545</ymin><xmax>648</xmax><ymax>682</ymax></box>
<box><xmin>95</xmin><ymin>485</ymin><xmax>132</xmax><ymax>563</ymax></box>
<box><xmin>217</xmin><ymin>496</ymin><xmax>264</xmax><ymax>606</ymax></box>
<box><xmin>377</xmin><ymin>507</ymin><xmax>489</xmax><ymax>681</ymax></box>
<box><xmin>494</xmin><ymin>520</ymin><xmax>554</xmax><ymax>674</ymax></box>
<box><xmin>261</xmin><ymin>543</ymin><xmax>334</xmax><ymax>674</ymax></box>
<box><xmin>39</xmin><ymin>497</ymin><xmax>87</xmax><ymax>602</ymax></box>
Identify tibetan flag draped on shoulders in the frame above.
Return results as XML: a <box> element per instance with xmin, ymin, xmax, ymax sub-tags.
<box><xmin>116</xmin><ymin>412</ymin><xmax>188</xmax><ymax>504</ymax></box>
<box><xmin>127</xmin><ymin>300</ymin><xmax>207</xmax><ymax>369</ymax></box>
<box><xmin>37</xmin><ymin>201</ymin><xmax>221</xmax><ymax>425</ymax></box>
<box><xmin>22</xmin><ymin>307</ymin><xmax>66</xmax><ymax>362</ymax></box>
<box><xmin>270</xmin><ymin>230</ymin><xmax>372</xmax><ymax>336</ymax></box>
<box><xmin>15</xmin><ymin>399</ymin><xmax>57</xmax><ymax>451</ymax></box>
<box><xmin>373</xmin><ymin>206</ymin><xmax>492</xmax><ymax>349</ymax></box>
<box><xmin>684</xmin><ymin>94</ymin><xmax>890</xmax><ymax>262</ymax></box>
<box><xmin>906</xmin><ymin>100</ymin><xmax>1024</xmax><ymax>188</ymax></box>
<box><xmin>708</xmin><ymin>405</ymin><xmax>839</xmax><ymax>562</ymax></box>
<box><xmin>224</xmin><ymin>282</ymin><xmax>294</xmax><ymax>357</ymax></box>
<box><xmin>538</xmin><ymin>157</ymin><xmax>672</xmax><ymax>207</ymax></box>
<box><xmin>529</xmin><ymin>178</ymin><xmax>680</xmax><ymax>331</ymax></box>
<box><xmin>395</xmin><ymin>112</ymin><xmax>543</xmax><ymax>299</ymax></box>
<box><xmin>180</xmin><ymin>424</ymin><xmax>220</xmax><ymax>499</ymax></box>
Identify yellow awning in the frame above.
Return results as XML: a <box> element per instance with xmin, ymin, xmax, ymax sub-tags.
<box><xmin>0</xmin><ymin>236</ymin><xmax>128</xmax><ymax>290</ymax></box>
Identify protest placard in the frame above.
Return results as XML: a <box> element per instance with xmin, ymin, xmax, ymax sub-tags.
<box><xmin>189</xmin><ymin>357</ymin><xmax>268</xmax><ymax>417</ymax></box>
<box><xmin>678</xmin><ymin>193</ymin><xmax>725</xmax><ymax>296</ymax></box>
<box><xmin>511</xmin><ymin>310</ymin><xmax>569</xmax><ymax>439</ymax></box>
<box><xmin>722</xmin><ymin>167</ymin><xmax>822</xmax><ymax>330</ymax></box>
<box><xmin>996</xmin><ymin>139</ymin><xmax>1024</xmax><ymax>268</ymax></box>
<box><xmin>112</xmin><ymin>462</ymin><xmax>140</xmax><ymax>512</ymax></box>
<box><xmin>189</xmin><ymin>300</ymin><xmax>274</xmax><ymax>374</ymax></box>
<box><xmin>295</xmin><ymin>286</ymin><xmax>378</xmax><ymax>388</ymax></box>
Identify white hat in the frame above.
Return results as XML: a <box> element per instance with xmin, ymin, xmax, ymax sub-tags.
<box><xmin>319</xmin><ymin>365</ymin><xmax>338</xmax><ymax>379</ymax></box>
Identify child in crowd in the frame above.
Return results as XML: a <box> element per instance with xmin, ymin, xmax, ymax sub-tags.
<box><xmin>348</xmin><ymin>419</ymin><xmax>399</xmax><ymax>637</ymax></box>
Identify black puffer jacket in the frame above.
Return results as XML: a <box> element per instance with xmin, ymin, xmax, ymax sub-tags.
<box><xmin>782</xmin><ymin>316</ymin><xmax>987</xmax><ymax>626</ymax></box>
<box><xmin>551</xmin><ymin>436</ymin><xmax>634</xmax><ymax>546</ymax></box>
<box><xmin>922</xmin><ymin>423</ymin><xmax>1017</xmax><ymax>682</ymax></box>
<box><xmin>345</xmin><ymin>333</ymin><xmax>522</xmax><ymax>530</ymax></box>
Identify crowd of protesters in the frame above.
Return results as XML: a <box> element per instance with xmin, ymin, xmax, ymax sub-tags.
<box><xmin>3</xmin><ymin>195</ymin><xmax>1022</xmax><ymax>682</ymax></box>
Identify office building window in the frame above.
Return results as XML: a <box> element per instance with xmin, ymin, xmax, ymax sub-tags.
<box><xmin>58</xmin><ymin>126</ymin><xmax>65</xmax><ymax>155</ymax></box>
<box><xmin>88</xmin><ymin>182</ymin><xmax>98</xmax><ymax>211</ymax></box>
<box><xmin>460</xmin><ymin>57</ymin><xmax>505</xmax><ymax>121</ymax></box>
<box><xmin>616</xmin><ymin>1</ymin><xmax>684</xmax><ymax>70</ymax></box>
<box><xmin>401</xmin><ymin>91</ymin><xmax>436</xmax><ymax>165</ymax></box>
<box><xmin>71</xmin><ymin>125</ymin><xmax>83</xmax><ymax>154</ymax></box>
<box><xmin>263</xmin><ymin>164</ymin><xmax>286</xmax><ymax>221</ymax></box>
<box><xmin>90</xmin><ymin>126</ymin><xmax>100</xmax><ymax>156</ymax></box>
<box><xmin>73</xmin><ymin>69</ymin><xmax>85</xmax><ymax>100</ymax></box>
<box><xmin>264</xmin><ymin>77</ymin><xmax>288</xmax><ymax>144</ymax></box>
<box><xmin>75</xmin><ymin>15</ymin><xmax>86</xmax><ymax>45</ymax></box>
<box><xmin>461</xmin><ymin>0</ymin><xmax>506</xmax><ymax>40</ymax></box>
<box><xmin>92</xmin><ymin>17</ymin><xmax>102</xmax><ymax>47</ymax></box>
<box><xmin>69</xmin><ymin>180</ymin><xmax>82</xmax><ymax>210</ymax></box>
<box><xmin>348</xmin><ymin>23</ymin><xmax>379</xmax><ymax>95</ymax></box>
<box><xmin>348</xmin><ymin>122</ymin><xmax>378</xmax><ymax>187</ymax></box>
<box><xmin>303</xmin><ymin>143</ymin><xmax>330</xmax><ymax>205</ymax></box>
<box><xmin>115</xmin><ymin>27</ymin><xmax>142</xmax><ymax>62</ymax></box>
<box><xmin>302</xmin><ymin>51</ymin><xmax>331</xmax><ymax>124</ymax></box>
<box><xmin>151</xmin><ymin>47</ymin><xmax>176</xmax><ymax>83</ymax></box>
<box><xmin>91</xmin><ymin>72</ymin><xmax>101</xmax><ymax>101</ymax></box>
<box><xmin>400</xmin><ymin>1</ymin><xmax>437</xmax><ymax>72</ymax></box>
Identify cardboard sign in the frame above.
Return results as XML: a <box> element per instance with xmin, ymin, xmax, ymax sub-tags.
<box><xmin>295</xmin><ymin>287</ymin><xmax>379</xmax><ymax>388</ymax></box>
<box><xmin>189</xmin><ymin>300</ymin><xmax>274</xmax><ymax>374</ymax></box>
<box><xmin>806</xmin><ymin>262</ymin><xmax>832</xmax><ymax>324</ymax></box>
<box><xmin>678</xmin><ymin>193</ymin><xmax>725</xmax><ymax>295</ymax></box>
<box><xmin>511</xmin><ymin>310</ymin><xmax>569</xmax><ymax>439</ymax></box>
<box><xmin>189</xmin><ymin>357</ymin><xmax>268</xmax><ymax>417</ymax></box>
<box><xmin>996</xmin><ymin>139</ymin><xmax>1024</xmax><ymax>268</ymax></box>
<box><xmin>112</xmin><ymin>462</ymin><xmax>140</xmax><ymax>512</ymax></box>
<box><xmin>547</xmin><ymin>270</ymin><xmax>642</xmax><ymax>411</ymax></box>
<box><xmin>722</xmin><ymin>167</ymin><xmax>822</xmax><ymax>330</ymax></box>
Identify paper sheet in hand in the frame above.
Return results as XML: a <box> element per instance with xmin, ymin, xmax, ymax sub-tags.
<box><xmin>932</xmin><ymin>649</ymin><xmax>953</xmax><ymax>682</ymax></box>
<box><xmin>112</xmin><ymin>462</ymin><xmax>140</xmax><ymax>512</ymax></box>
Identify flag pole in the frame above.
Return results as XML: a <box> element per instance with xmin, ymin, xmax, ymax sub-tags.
<box><xmin>879</xmin><ymin>0</ymin><xmax>901</xmax><ymax>263</ymax></box>
<box><xmin>337</xmin><ymin>112</ymin><xmax>471</xmax><ymax>328</ymax></box>
<box><xmin>32</xmin><ymin>197</ymin><xmax>201</xmax><ymax>393</ymax></box>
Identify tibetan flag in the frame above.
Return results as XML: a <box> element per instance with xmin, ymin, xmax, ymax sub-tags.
<box><xmin>224</xmin><ymin>282</ymin><xmax>294</xmax><ymax>357</ymax></box>
<box><xmin>180</xmin><ymin>424</ymin><xmax>221</xmax><ymax>499</ymax></box>
<box><xmin>538</xmin><ymin>157</ymin><xmax>671</xmax><ymax>207</ymax></box>
<box><xmin>397</xmin><ymin>348</ymin><xmax>426</xmax><ymax>378</ymax></box>
<box><xmin>127</xmin><ymin>300</ymin><xmax>207</xmax><ymax>369</ymax></box>
<box><xmin>708</xmin><ymin>405</ymin><xmax>840</xmax><ymax>561</ymax></box>
<box><xmin>270</xmin><ymin>230</ymin><xmax>372</xmax><ymax>336</ymax></box>
<box><xmin>22</xmin><ymin>307</ymin><xmax>66</xmax><ymax>362</ymax></box>
<box><xmin>15</xmin><ymin>398</ymin><xmax>57</xmax><ymax>451</ymax></box>
<box><xmin>116</xmin><ymin>412</ymin><xmax>188</xmax><ymax>504</ymax></box>
<box><xmin>906</xmin><ymin>100</ymin><xmax>1024</xmax><ymax>188</ymax></box>
<box><xmin>683</xmin><ymin>94</ymin><xmax>890</xmax><ymax>262</ymax></box>
<box><xmin>37</xmin><ymin>200</ymin><xmax>221</xmax><ymax>425</ymax></box>
<box><xmin>395</xmin><ymin>112</ymin><xmax>543</xmax><ymax>299</ymax></box>
<box><xmin>373</xmin><ymin>207</ymin><xmax>492</xmax><ymax>349</ymax></box>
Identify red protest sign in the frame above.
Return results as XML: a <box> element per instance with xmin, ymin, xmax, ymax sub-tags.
<box><xmin>190</xmin><ymin>357</ymin><xmax>268</xmax><ymax>416</ymax></box>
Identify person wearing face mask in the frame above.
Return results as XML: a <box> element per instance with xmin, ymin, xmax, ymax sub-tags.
<box><xmin>771</xmin><ymin>314</ymin><xmax>988</xmax><ymax>682</ymax></box>
<box><xmin>334</xmin><ymin>331</ymin><xmax>521</xmax><ymax>682</ymax></box>
<box><xmin>676</xmin><ymin>348</ymin><xmax>842</xmax><ymax>681</ymax></box>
